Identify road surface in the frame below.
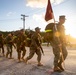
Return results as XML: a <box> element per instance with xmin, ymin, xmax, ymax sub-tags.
<box><xmin>0</xmin><ymin>46</ymin><xmax>76</xmax><ymax>75</ymax></box>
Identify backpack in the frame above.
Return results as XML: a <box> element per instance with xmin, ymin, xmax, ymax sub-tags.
<box><xmin>26</xmin><ymin>30</ymin><xmax>34</xmax><ymax>47</ymax></box>
<box><xmin>44</xmin><ymin>23</ymin><xmax>55</xmax><ymax>42</ymax></box>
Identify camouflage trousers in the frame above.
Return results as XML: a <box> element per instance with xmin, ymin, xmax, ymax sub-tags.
<box><xmin>6</xmin><ymin>44</ymin><xmax>12</xmax><ymax>58</ymax></box>
<box><xmin>53</xmin><ymin>44</ymin><xmax>68</xmax><ymax>67</ymax></box>
<box><xmin>0</xmin><ymin>44</ymin><xmax>4</xmax><ymax>55</ymax></box>
<box><xmin>26</xmin><ymin>47</ymin><xmax>41</xmax><ymax>63</ymax></box>
<box><xmin>17</xmin><ymin>46</ymin><xmax>26</xmax><ymax>60</ymax></box>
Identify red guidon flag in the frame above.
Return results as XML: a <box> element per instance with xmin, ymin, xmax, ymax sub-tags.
<box><xmin>45</xmin><ymin>0</ymin><xmax>54</xmax><ymax>21</ymax></box>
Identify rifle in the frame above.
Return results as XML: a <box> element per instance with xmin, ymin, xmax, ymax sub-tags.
<box><xmin>39</xmin><ymin>45</ymin><xmax>44</xmax><ymax>55</ymax></box>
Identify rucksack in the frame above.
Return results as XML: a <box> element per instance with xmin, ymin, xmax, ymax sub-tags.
<box><xmin>44</xmin><ymin>23</ymin><xmax>55</xmax><ymax>42</ymax></box>
<box><xmin>26</xmin><ymin>30</ymin><xmax>34</xmax><ymax>47</ymax></box>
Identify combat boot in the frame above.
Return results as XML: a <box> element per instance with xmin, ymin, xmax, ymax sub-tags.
<box><xmin>3</xmin><ymin>53</ymin><xmax>5</xmax><ymax>57</ymax></box>
<box><xmin>21</xmin><ymin>57</ymin><xmax>25</xmax><ymax>61</ymax></box>
<box><xmin>58</xmin><ymin>64</ymin><xmax>64</xmax><ymax>71</ymax></box>
<box><xmin>54</xmin><ymin>66</ymin><xmax>62</xmax><ymax>72</ymax></box>
<box><xmin>6</xmin><ymin>53</ymin><xmax>8</xmax><ymax>58</ymax></box>
<box><xmin>9</xmin><ymin>54</ymin><xmax>13</xmax><ymax>59</ymax></box>
<box><xmin>24</xmin><ymin>58</ymin><xmax>28</xmax><ymax>64</ymax></box>
<box><xmin>18</xmin><ymin>59</ymin><xmax>22</xmax><ymax>63</ymax></box>
<box><xmin>37</xmin><ymin>62</ymin><xmax>43</xmax><ymax>66</ymax></box>
<box><xmin>9</xmin><ymin>57</ymin><xmax>14</xmax><ymax>59</ymax></box>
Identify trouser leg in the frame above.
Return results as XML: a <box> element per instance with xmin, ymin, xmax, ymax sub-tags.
<box><xmin>58</xmin><ymin>44</ymin><xmax>68</xmax><ymax>65</ymax></box>
<box><xmin>26</xmin><ymin>49</ymin><xmax>35</xmax><ymax>60</ymax></box>
<box><xmin>10</xmin><ymin>47</ymin><xmax>13</xmax><ymax>58</ymax></box>
<box><xmin>6</xmin><ymin>45</ymin><xmax>10</xmax><ymax>58</ymax></box>
<box><xmin>36</xmin><ymin>49</ymin><xmax>41</xmax><ymax>63</ymax></box>
<box><xmin>22</xmin><ymin>47</ymin><xmax>26</xmax><ymax>59</ymax></box>
<box><xmin>53</xmin><ymin>48</ymin><xmax>60</xmax><ymax>67</ymax></box>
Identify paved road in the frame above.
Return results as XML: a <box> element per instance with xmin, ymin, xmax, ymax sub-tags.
<box><xmin>0</xmin><ymin>46</ymin><xmax>76</xmax><ymax>75</ymax></box>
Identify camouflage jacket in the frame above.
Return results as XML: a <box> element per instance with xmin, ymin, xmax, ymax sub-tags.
<box><xmin>15</xmin><ymin>33</ymin><xmax>27</xmax><ymax>47</ymax></box>
<box><xmin>30</xmin><ymin>32</ymin><xmax>42</xmax><ymax>48</ymax></box>
<box><xmin>0</xmin><ymin>36</ymin><xmax>4</xmax><ymax>45</ymax></box>
<box><xmin>57</xmin><ymin>23</ymin><xmax>66</xmax><ymax>43</ymax></box>
<box><xmin>5</xmin><ymin>36</ymin><xmax>13</xmax><ymax>44</ymax></box>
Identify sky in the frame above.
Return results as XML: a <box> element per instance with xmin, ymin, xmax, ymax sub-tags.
<box><xmin>0</xmin><ymin>0</ymin><xmax>76</xmax><ymax>37</ymax></box>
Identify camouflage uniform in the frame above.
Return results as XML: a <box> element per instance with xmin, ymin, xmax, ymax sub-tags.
<box><xmin>25</xmin><ymin>27</ymin><xmax>43</xmax><ymax>66</ymax></box>
<box><xmin>5</xmin><ymin>33</ymin><xmax>14</xmax><ymax>58</ymax></box>
<box><xmin>45</xmin><ymin>22</ymin><xmax>67</xmax><ymax>72</ymax></box>
<box><xmin>52</xmin><ymin>16</ymin><xmax>68</xmax><ymax>72</ymax></box>
<box><xmin>56</xmin><ymin>23</ymin><xmax>68</xmax><ymax>65</ymax></box>
<box><xmin>0</xmin><ymin>33</ymin><xmax>5</xmax><ymax>56</ymax></box>
<box><xmin>15</xmin><ymin>30</ymin><xmax>27</xmax><ymax>62</ymax></box>
<box><xmin>49</xmin><ymin>34</ymin><xmax>61</xmax><ymax>68</ymax></box>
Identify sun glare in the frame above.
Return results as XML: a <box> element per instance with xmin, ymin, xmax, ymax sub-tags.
<box><xmin>65</xmin><ymin>23</ymin><xmax>76</xmax><ymax>38</ymax></box>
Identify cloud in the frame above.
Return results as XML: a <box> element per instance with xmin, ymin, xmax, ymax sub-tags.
<box><xmin>32</xmin><ymin>13</ymin><xmax>48</xmax><ymax>24</ymax></box>
<box><xmin>26</xmin><ymin>0</ymin><xmax>64</xmax><ymax>8</ymax></box>
<box><xmin>7</xmin><ymin>12</ymin><xmax>16</xmax><ymax>16</ymax></box>
<box><xmin>33</xmin><ymin>14</ymin><xmax>44</xmax><ymax>21</ymax></box>
<box><xmin>32</xmin><ymin>13</ymin><xmax>54</xmax><ymax>24</ymax></box>
<box><xmin>54</xmin><ymin>0</ymin><xmax>64</xmax><ymax>4</ymax></box>
<box><xmin>32</xmin><ymin>13</ymin><xmax>54</xmax><ymax>31</ymax></box>
<box><xmin>26</xmin><ymin>0</ymin><xmax>47</xmax><ymax>8</ymax></box>
<box><xmin>32</xmin><ymin>14</ymin><xmax>47</xmax><ymax>31</ymax></box>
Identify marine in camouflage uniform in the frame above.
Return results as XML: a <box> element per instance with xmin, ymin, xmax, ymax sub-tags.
<box><xmin>55</xmin><ymin>15</ymin><xmax>68</xmax><ymax>71</ymax></box>
<box><xmin>0</xmin><ymin>33</ymin><xmax>5</xmax><ymax>56</ymax></box>
<box><xmin>45</xmin><ymin>23</ymin><xmax>62</xmax><ymax>72</ymax></box>
<box><xmin>15</xmin><ymin>29</ymin><xmax>27</xmax><ymax>62</ymax></box>
<box><xmin>45</xmin><ymin>21</ymin><xmax>67</xmax><ymax>72</ymax></box>
<box><xmin>5</xmin><ymin>33</ymin><xmax>15</xmax><ymax>59</ymax></box>
<box><xmin>25</xmin><ymin>27</ymin><xmax>43</xmax><ymax>66</ymax></box>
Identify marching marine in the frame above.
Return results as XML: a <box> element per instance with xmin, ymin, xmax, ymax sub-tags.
<box><xmin>25</xmin><ymin>27</ymin><xmax>43</xmax><ymax>66</ymax></box>
<box><xmin>15</xmin><ymin>29</ymin><xmax>27</xmax><ymax>62</ymax></box>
